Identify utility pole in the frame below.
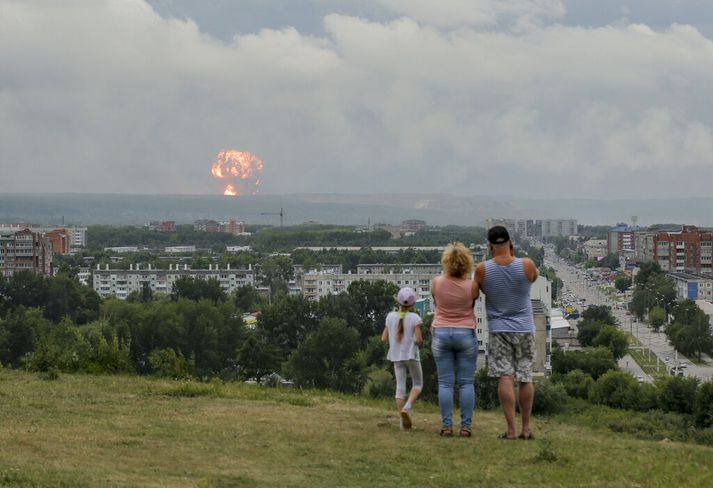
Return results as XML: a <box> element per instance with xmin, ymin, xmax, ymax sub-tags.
<box><xmin>261</xmin><ymin>207</ymin><xmax>285</xmax><ymax>228</ymax></box>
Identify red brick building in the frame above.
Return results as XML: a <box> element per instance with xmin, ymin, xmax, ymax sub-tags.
<box><xmin>0</xmin><ymin>228</ymin><xmax>53</xmax><ymax>277</ymax></box>
<box><xmin>45</xmin><ymin>228</ymin><xmax>71</xmax><ymax>254</ymax></box>
<box><xmin>653</xmin><ymin>225</ymin><xmax>713</xmax><ymax>275</ymax></box>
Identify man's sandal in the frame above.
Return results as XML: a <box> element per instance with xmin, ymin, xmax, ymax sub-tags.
<box><xmin>518</xmin><ymin>432</ymin><xmax>534</xmax><ymax>440</ymax></box>
<box><xmin>498</xmin><ymin>432</ymin><xmax>517</xmax><ymax>440</ymax></box>
<box><xmin>459</xmin><ymin>427</ymin><xmax>472</xmax><ymax>437</ymax></box>
<box><xmin>440</xmin><ymin>427</ymin><xmax>453</xmax><ymax>437</ymax></box>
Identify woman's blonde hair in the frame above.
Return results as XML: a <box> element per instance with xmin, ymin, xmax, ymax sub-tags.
<box><xmin>441</xmin><ymin>242</ymin><xmax>474</xmax><ymax>278</ymax></box>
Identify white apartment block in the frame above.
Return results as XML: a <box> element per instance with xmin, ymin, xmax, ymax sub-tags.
<box><xmin>301</xmin><ymin>267</ymin><xmax>435</xmax><ymax>306</ymax></box>
<box><xmin>93</xmin><ymin>263</ymin><xmax>255</xmax><ymax>299</ymax></box>
<box><xmin>667</xmin><ymin>272</ymin><xmax>713</xmax><ymax>302</ymax></box>
<box><xmin>486</xmin><ymin>218</ymin><xmax>578</xmax><ymax>238</ymax></box>
<box><xmin>165</xmin><ymin>246</ymin><xmax>196</xmax><ymax>253</ymax></box>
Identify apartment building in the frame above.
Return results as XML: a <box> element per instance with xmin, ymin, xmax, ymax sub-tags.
<box><xmin>0</xmin><ymin>228</ymin><xmax>53</xmax><ymax>277</ymax></box>
<box><xmin>92</xmin><ymin>263</ymin><xmax>255</xmax><ymax>299</ymax></box>
<box><xmin>653</xmin><ymin>226</ymin><xmax>713</xmax><ymax>275</ymax></box>
<box><xmin>193</xmin><ymin>219</ymin><xmax>246</xmax><ymax>235</ymax></box>
<box><xmin>399</xmin><ymin>219</ymin><xmax>427</xmax><ymax>236</ymax></box>
<box><xmin>0</xmin><ymin>224</ymin><xmax>87</xmax><ymax>249</ymax></box>
<box><xmin>607</xmin><ymin>223</ymin><xmax>640</xmax><ymax>255</ymax></box>
<box><xmin>486</xmin><ymin>218</ymin><xmax>578</xmax><ymax>238</ymax></box>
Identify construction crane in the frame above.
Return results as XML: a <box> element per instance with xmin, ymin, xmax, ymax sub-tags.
<box><xmin>261</xmin><ymin>207</ymin><xmax>285</xmax><ymax>228</ymax></box>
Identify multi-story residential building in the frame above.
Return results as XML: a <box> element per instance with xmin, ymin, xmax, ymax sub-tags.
<box><xmin>399</xmin><ymin>219</ymin><xmax>427</xmax><ymax>236</ymax></box>
<box><xmin>92</xmin><ymin>263</ymin><xmax>255</xmax><ymax>299</ymax></box>
<box><xmin>667</xmin><ymin>272</ymin><xmax>713</xmax><ymax>301</ymax></box>
<box><xmin>193</xmin><ymin>219</ymin><xmax>246</xmax><ymax>235</ymax></box>
<box><xmin>0</xmin><ymin>228</ymin><xmax>53</xmax><ymax>277</ymax></box>
<box><xmin>582</xmin><ymin>239</ymin><xmax>608</xmax><ymax>260</ymax></box>
<box><xmin>0</xmin><ymin>224</ymin><xmax>87</xmax><ymax>249</ymax></box>
<box><xmin>486</xmin><ymin>218</ymin><xmax>577</xmax><ymax>239</ymax></box>
<box><xmin>653</xmin><ymin>226</ymin><xmax>713</xmax><ymax>275</ymax></box>
<box><xmin>633</xmin><ymin>231</ymin><xmax>656</xmax><ymax>262</ymax></box>
<box><xmin>301</xmin><ymin>266</ymin><xmax>436</xmax><ymax>305</ymax></box>
<box><xmin>45</xmin><ymin>228</ymin><xmax>71</xmax><ymax>254</ymax></box>
<box><xmin>146</xmin><ymin>220</ymin><xmax>176</xmax><ymax>232</ymax></box>
<box><xmin>607</xmin><ymin>223</ymin><xmax>639</xmax><ymax>255</ymax></box>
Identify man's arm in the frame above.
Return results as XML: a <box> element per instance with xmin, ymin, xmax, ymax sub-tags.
<box><xmin>523</xmin><ymin>258</ymin><xmax>539</xmax><ymax>283</ymax></box>
<box><xmin>475</xmin><ymin>262</ymin><xmax>485</xmax><ymax>290</ymax></box>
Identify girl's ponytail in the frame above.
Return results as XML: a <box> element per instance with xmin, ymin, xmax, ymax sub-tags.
<box><xmin>396</xmin><ymin>310</ymin><xmax>405</xmax><ymax>343</ymax></box>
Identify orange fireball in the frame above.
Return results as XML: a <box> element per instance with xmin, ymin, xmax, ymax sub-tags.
<box><xmin>211</xmin><ymin>150</ymin><xmax>264</xmax><ymax>196</ymax></box>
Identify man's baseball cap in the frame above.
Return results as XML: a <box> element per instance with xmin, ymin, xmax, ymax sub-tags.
<box><xmin>487</xmin><ymin>225</ymin><xmax>510</xmax><ymax>244</ymax></box>
<box><xmin>396</xmin><ymin>287</ymin><xmax>417</xmax><ymax>307</ymax></box>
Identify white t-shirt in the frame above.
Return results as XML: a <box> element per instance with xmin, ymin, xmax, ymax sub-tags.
<box><xmin>385</xmin><ymin>311</ymin><xmax>422</xmax><ymax>362</ymax></box>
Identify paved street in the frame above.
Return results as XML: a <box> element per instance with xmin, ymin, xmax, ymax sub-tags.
<box><xmin>544</xmin><ymin>248</ymin><xmax>713</xmax><ymax>382</ymax></box>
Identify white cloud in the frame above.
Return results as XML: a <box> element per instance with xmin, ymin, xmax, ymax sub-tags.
<box><xmin>1</xmin><ymin>0</ymin><xmax>713</xmax><ymax>198</ymax></box>
<box><xmin>374</xmin><ymin>0</ymin><xmax>565</xmax><ymax>29</ymax></box>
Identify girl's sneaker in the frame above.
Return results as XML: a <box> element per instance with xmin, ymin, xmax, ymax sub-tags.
<box><xmin>400</xmin><ymin>408</ymin><xmax>412</xmax><ymax>429</ymax></box>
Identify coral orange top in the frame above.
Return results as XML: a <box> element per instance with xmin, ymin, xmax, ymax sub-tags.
<box><xmin>431</xmin><ymin>275</ymin><xmax>476</xmax><ymax>329</ymax></box>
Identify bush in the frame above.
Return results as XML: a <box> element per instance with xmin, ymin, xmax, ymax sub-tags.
<box><xmin>558</xmin><ymin>369</ymin><xmax>595</xmax><ymax>400</ymax></box>
<box><xmin>551</xmin><ymin>346</ymin><xmax>617</xmax><ymax>380</ymax></box>
<box><xmin>531</xmin><ymin>379</ymin><xmax>568</xmax><ymax>415</ymax></box>
<box><xmin>657</xmin><ymin>376</ymin><xmax>699</xmax><ymax>415</ymax></box>
<box><xmin>694</xmin><ymin>381</ymin><xmax>713</xmax><ymax>428</ymax></box>
<box><xmin>148</xmin><ymin>348</ymin><xmax>194</xmax><ymax>379</ymax></box>
<box><xmin>363</xmin><ymin>368</ymin><xmax>395</xmax><ymax>399</ymax></box>
<box><xmin>475</xmin><ymin>367</ymin><xmax>499</xmax><ymax>410</ymax></box>
<box><xmin>589</xmin><ymin>371</ymin><xmax>640</xmax><ymax>409</ymax></box>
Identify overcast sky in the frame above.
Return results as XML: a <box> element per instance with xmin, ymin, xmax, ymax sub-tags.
<box><xmin>2</xmin><ymin>0</ymin><xmax>713</xmax><ymax>198</ymax></box>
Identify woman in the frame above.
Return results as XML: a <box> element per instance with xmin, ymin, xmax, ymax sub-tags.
<box><xmin>431</xmin><ymin>242</ymin><xmax>479</xmax><ymax>437</ymax></box>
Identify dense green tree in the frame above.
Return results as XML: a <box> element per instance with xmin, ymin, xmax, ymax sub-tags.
<box><xmin>648</xmin><ymin>306</ymin><xmax>666</xmax><ymax>332</ymax></box>
<box><xmin>236</xmin><ymin>330</ymin><xmax>282</xmax><ymax>382</ymax></box>
<box><xmin>257</xmin><ymin>295</ymin><xmax>319</xmax><ymax>358</ymax></box>
<box><xmin>347</xmin><ymin>280</ymin><xmax>399</xmax><ymax>344</ymax></box>
<box><xmin>657</xmin><ymin>376</ymin><xmax>699</xmax><ymax>415</ymax></box>
<box><xmin>285</xmin><ymin>317</ymin><xmax>366</xmax><ymax>393</ymax></box>
<box><xmin>557</xmin><ymin>369</ymin><xmax>595</xmax><ymax>399</ymax></box>
<box><xmin>576</xmin><ymin>320</ymin><xmax>605</xmax><ymax>347</ymax></box>
<box><xmin>233</xmin><ymin>284</ymin><xmax>265</xmax><ymax>312</ymax></box>
<box><xmin>694</xmin><ymin>381</ymin><xmax>713</xmax><ymax>428</ymax></box>
<box><xmin>581</xmin><ymin>305</ymin><xmax>617</xmax><ymax>325</ymax></box>
<box><xmin>589</xmin><ymin>370</ymin><xmax>655</xmax><ymax>410</ymax></box>
<box><xmin>614</xmin><ymin>273</ymin><xmax>632</xmax><ymax>293</ymax></box>
<box><xmin>551</xmin><ymin>345</ymin><xmax>617</xmax><ymax>380</ymax></box>
<box><xmin>666</xmin><ymin>301</ymin><xmax>713</xmax><ymax>359</ymax></box>
<box><xmin>171</xmin><ymin>277</ymin><xmax>225</xmax><ymax>302</ymax></box>
<box><xmin>634</xmin><ymin>261</ymin><xmax>663</xmax><ymax>287</ymax></box>
<box><xmin>0</xmin><ymin>307</ymin><xmax>51</xmax><ymax>367</ymax></box>
<box><xmin>592</xmin><ymin>325</ymin><xmax>629</xmax><ymax>361</ymax></box>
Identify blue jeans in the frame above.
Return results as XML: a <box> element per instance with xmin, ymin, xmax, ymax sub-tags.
<box><xmin>432</xmin><ymin>327</ymin><xmax>478</xmax><ymax>428</ymax></box>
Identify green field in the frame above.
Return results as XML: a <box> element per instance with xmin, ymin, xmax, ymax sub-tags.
<box><xmin>1</xmin><ymin>369</ymin><xmax>712</xmax><ymax>487</ymax></box>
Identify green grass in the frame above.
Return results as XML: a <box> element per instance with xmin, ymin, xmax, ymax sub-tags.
<box><xmin>1</xmin><ymin>370</ymin><xmax>713</xmax><ymax>487</ymax></box>
<box><xmin>628</xmin><ymin>347</ymin><xmax>669</xmax><ymax>380</ymax></box>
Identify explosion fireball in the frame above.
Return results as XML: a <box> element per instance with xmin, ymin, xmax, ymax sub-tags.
<box><xmin>211</xmin><ymin>150</ymin><xmax>264</xmax><ymax>196</ymax></box>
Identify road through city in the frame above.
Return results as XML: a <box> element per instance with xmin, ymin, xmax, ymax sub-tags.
<box><xmin>544</xmin><ymin>248</ymin><xmax>713</xmax><ymax>382</ymax></box>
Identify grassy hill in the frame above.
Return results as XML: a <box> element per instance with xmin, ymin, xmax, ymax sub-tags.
<box><xmin>1</xmin><ymin>369</ymin><xmax>711</xmax><ymax>487</ymax></box>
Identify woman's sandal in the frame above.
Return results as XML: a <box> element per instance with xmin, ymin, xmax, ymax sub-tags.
<box><xmin>459</xmin><ymin>427</ymin><xmax>472</xmax><ymax>437</ymax></box>
<box><xmin>440</xmin><ymin>427</ymin><xmax>453</xmax><ymax>437</ymax></box>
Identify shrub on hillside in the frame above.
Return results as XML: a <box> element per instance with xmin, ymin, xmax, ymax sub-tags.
<box><xmin>694</xmin><ymin>381</ymin><xmax>713</xmax><ymax>428</ymax></box>
<box><xmin>590</xmin><ymin>371</ymin><xmax>641</xmax><ymax>410</ymax></box>
<box><xmin>551</xmin><ymin>346</ymin><xmax>617</xmax><ymax>380</ymax></box>
<box><xmin>657</xmin><ymin>376</ymin><xmax>699</xmax><ymax>415</ymax></box>
<box><xmin>532</xmin><ymin>379</ymin><xmax>568</xmax><ymax>415</ymax></box>
<box><xmin>363</xmin><ymin>368</ymin><xmax>395</xmax><ymax>399</ymax></box>
<box><xmin>148</xmin><ymin>348</ymin><xmax>194</xmax><ymax>379</ymax></box>
<box><xmin>558</xmin><ymin>369</ymin><xmax>595</xmax><ymax>399</ymax></box>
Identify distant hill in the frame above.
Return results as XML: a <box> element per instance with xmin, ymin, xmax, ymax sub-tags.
<box><xmin>1</xmin><ymin>192</ymin><xmax>713</xmax><ymax>227</ymax></box>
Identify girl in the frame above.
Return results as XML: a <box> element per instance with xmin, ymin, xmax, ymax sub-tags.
<box><xmin>381</xmin><ymin>287</ymin><xmax>424</xmax><ymax>429</ymax></box>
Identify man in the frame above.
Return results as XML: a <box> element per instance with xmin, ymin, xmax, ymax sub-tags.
<box><xmin>475</xmin><ymin>226</ymin><xmax>538</xmax><ymax>440</ymax></box>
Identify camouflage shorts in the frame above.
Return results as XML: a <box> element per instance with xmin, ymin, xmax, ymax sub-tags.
<box><xmin>487</xmin><ymin>332</ymin><xmax>535</xmax><ymax>383</ymax></box>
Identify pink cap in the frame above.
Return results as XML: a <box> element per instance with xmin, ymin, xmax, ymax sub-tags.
<box><xmin>397</xmin><ymin>287</ymin><xmax>417</xmax><ymax>307</ymax></box>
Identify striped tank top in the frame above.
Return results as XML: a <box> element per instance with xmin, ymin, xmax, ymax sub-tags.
<box><xmin>481</xmin><ymin>258</ymin><xmax>534</xmax><ymax>333</ymax></box>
